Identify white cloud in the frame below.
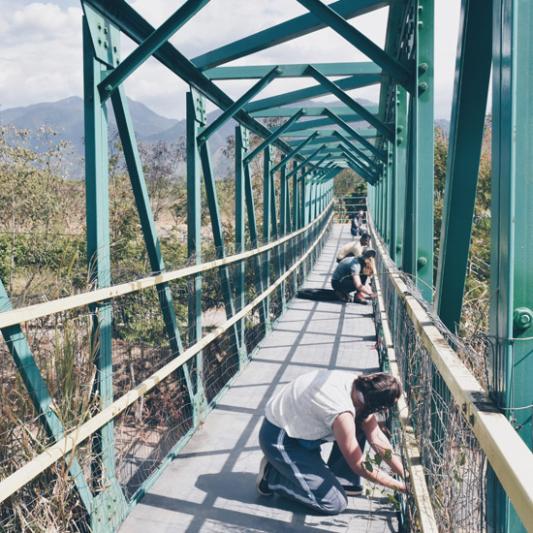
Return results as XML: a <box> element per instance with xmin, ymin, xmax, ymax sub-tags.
<box><xmin>0</xmin><ymin>0</ymin><xmax>461</xmax><ymax>119</ymax></box>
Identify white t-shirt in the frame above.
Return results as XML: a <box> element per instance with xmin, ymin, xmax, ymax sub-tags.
<box><xmin>265</xmin><ymin>370</ymin><xmax>358</xmax><ymax>441</ymax></box>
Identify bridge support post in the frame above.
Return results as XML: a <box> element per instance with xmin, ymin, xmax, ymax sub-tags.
<box><xmin>235</xmin><ymin>125</ymin><xmax>249</xmax><ymax>366</ymax></box>
<box><xmin>393</xmin><ymin>86</ymin><xmax>408</xmax><ymax>266</ymax></box>
<box><xmin>406</xmin><ymin>0</ymin><xmax>434</xmax><ymax>302</ymax></box>
<box><xmin>262</xmin><ymin>147</ymin><xmax>272</xmax><ymax>331</ymax></box>
<box><xmin>435</xmin><ymin>0</ymin><xmax>492</xmax><ymax>333</ymax></box>
<box><xmin>186</xmin><ymin>91</ymin><xmax>208</xmax><ymax>421</ymax></box>
<box><xmin>488</xmin><ymin>1</ymin><xmax>533</xmax><ymax>531</ymax></box>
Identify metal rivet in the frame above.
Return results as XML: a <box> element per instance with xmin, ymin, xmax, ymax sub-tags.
<box><xmin>417</xmin><ymin>256</ymin><xmax>427</xmax><ymax>269</ymax></box>
<box><xmin>418</xmin><ymin>82</ymin><xmax>429</xmax><ymax>95</ymax></box>
<box><xmin>513</xmin><ymin>307</ymin><xmax>533</xmax><ymax>333</ymax></box>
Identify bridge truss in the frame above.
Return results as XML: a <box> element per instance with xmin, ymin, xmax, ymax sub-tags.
<box><xmin>0</xmin><ymin>1</ymin><xmax>532</xmax><ymax>532</ymax></box>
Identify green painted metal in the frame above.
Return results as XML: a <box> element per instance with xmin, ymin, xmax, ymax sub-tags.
<box><xmin>0</xmin><ymin>282</ymin><xmax>94</xmax><ymax>512</ymax></box>
<box><xmin>283</xmin><ymin>113</ymin><xmax>376</xmax><ymax>133</ymax></box>
<box><xmin>285</xmin><ymin>145</ymin><xmax>327</xmax><ymax>180</ymax></box>
<box><xmin>83</xmin><ymin>17</ymin><xmax>120</xmax><ymax>511</ymax></box>
<box><xmin>186</xmin><ymin>90</ymin><xmax>207</xmax><ymax>418</ymax></box>
<box><xmin>252</xmin><ymin>106</ymin><xmax>362</xmax><ymax>118</ymax></box>
<box><xmin>435</xmin><ymin>0</ymin><xmax>492</xmax><ymax>332</ymax></box>
<box><xmin>333</xmin><ymin>131</ymin><xmax>379</xmax><ymax>170</ymax></box>
<box><xmin>204</xmin><ymin>61</ymin><xmax>380</xmax><ymax>79</ymax></box>
<box><xmin>192</xmin><ymin>0</ymin><xmax>389</xmax><ymax>69</ymax></box>
<box><xmin>323</xmin><ymin>109</ymin><xmax>387</xmax><ymax>161</ymax></box>
<box><xmin>198</xmin><ymin>66</ymin><xmax>280</xmax><ymax>142</ymax></box>
<box><xmin>392</xmin><ymin>86</ymin><xmax>407</xmax><ymax>265</ymax></box>
<box><xmin>307</xmin><ymin>66</ymin><xmax>394</xmax><ymax>141</ymax></box>
<box><xmin>412</xmin><ymin>0</ymin><xmax>435</xmax><ymax>301</ymax></box>
<box><xmin>244</xmin><ymin>109</ymin><xmax>305</xmax><ymax>163</ymax></box>
<box><xmin>83</xmin><ymin>0</ymin><xmax>297</xmax><ymax>158</ymax></box>
<box><xmin>270</xmin><ymin>131</ymin><xmax>319</xmax><ymax>174</ymax></box>
<box><xmin>262</xmin><ymin>147</ymin><xmax>272</xmax><ymax>331</ymax></box>
<box><xmin>99</xmin><ymin>0</ymin><xmax>211</xmax><ymax>100</ymax></box>
<box><xmin>488</xmin><ymin>1</ymin><xmax>533</xmax><ymax>531</ymax></box>
<box><xmin>198</xmin><ymin>142</ymin><xmax>243</xmax><ymax>350</ymax></box>
<box><xmin>235</xmin><ymin>125</ymin><xmax>247</xmax><ymax>365</ymax></box>
<box><xmin>296</xmin><ymin>0</ymin><xmax>413</xmax><ymax>92</ymax></box>
<box><xmin>245</xmin><ymin>74</ymin><xmax>380</xmax><ymax>114</ymax></box>
<box><xmin>285</xmin><ymin>128</ymin><xmax>377</xmax><ymax>140</ymax></box>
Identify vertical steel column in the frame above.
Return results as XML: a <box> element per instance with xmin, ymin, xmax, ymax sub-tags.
<box><xmin>186</xmin><ymin>91</ymin><xmax>207</xmax><ymax>419</ymax></box>
<box><xmin>488</xmin><ymin>1</ymin><xmax>533</xmax><ymax>531</ymax></box>
<box><xmin>386</xmin><ymin>142</ymin><xmax>394</xmax><ymax>253</ymax></box>
<box><xmin>435</xmin><ymin>0</ymin><xmax>492</xmax><ymax>332</ymax></box>
<box><xmin>393</xmin><ymin>86</ymin><xmax>408</xmax><ymax>266</ymax></box>
<box><xmin>83</xmin><ymin>18</ymin><xmax>116</xmax><ymax>497</ymax></box>
<box><xmin>235</xmin><ymin>125</ymin><xmax>248</xmax><ymax>365</ymax></box>
<box><xmin>280</xmin><ymin>163</ymin><xmax>288</xmax><ymax>310</ymax></box>
<box><xmin>262</xmin><ymin>146</ymin><xmax>272</xmax><ymax>330</ymax></box>
<box><xmin>412</xmin><ymin>0</ymin><xmax>435</xmax><ymax>301</ymax></box>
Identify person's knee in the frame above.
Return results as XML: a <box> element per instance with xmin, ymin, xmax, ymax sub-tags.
<box><xmin>316</xmin><ymin>487</ymin><xmax>348</xmax><ymax>515</ymax></box>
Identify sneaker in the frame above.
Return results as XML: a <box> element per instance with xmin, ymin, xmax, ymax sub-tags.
<box><xmin>343</xmin><ymin>484</ymin><xmax>364</xmax><ymax>496</ymax></box>
<box><xmin>256</xmin><ymin>456</ymin><xmax>273</xmax><ymax>496</ymax></box>
<box><xmin>352</xmin><ymin>297</ymin><xmax>369</xmax><ymax>305</ymax></box>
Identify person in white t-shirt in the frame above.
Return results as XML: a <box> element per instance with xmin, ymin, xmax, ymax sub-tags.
<box><xmin>256</xmin><ymin>370</ymin><xmax>406</xmax><ymax>514</ymax></box>
<box><xmin>336</xmin><ymin>232</ymin><xmax>371</xmax><ymax>263</ymax></box>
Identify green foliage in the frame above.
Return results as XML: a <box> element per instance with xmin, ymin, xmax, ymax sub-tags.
<box><xmin>334</xmin><ymin>168</ymin><xmax>367</xmax><ymax>197</ymax></box>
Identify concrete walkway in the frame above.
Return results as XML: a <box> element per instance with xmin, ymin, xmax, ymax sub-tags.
<box><xmin>120</xmin><ymin>224</ymin><xmax>397</xmax><ymax>533</ymax></box>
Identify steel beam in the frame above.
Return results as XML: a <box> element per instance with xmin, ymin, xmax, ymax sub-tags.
<box><xmin>245</xmin><ymin>74</ymin><xmax>380</xmax><ymax>114</ymax></box>
<box><xmin>204</xmin><ymin>61</ymin><xmax>380</xmax><ymax>79</ymax></box>
<box><xmin>198</xmin><ymin>66</ymin><xmax>280</xmax><ymax>142</ymax></box>
<box><xmin>192</xmin><ymin>0</ymin><xmax>389</xmax><ymax>69</ymax></box>
<box><xmin>435</xmin><ymin>0</ymin><xmax>492</xmax><ymax>332</ymax></box>
<box><xmin>323</xmin><ymin>108</ymin><xmax>387</xmax><ymax>160</ymax></box>
<box><xmin>271</xmin><ymin>131</ymin><xmax>319</xmax><ymax>174</ymax></box>
<box><xmin>296</xmin><ymin>0</ymin><xmax>413</xmax><ymax>92</ymax></box>
<box><xmin>99</xmin><ymin>0</ymin><xmax>211</xmax><ymax>100</ymax></box>
<box><xmin>244</xmin><ymin>109</ymin><xmax>305</xmax><ymax>163</ymax></box>
<box><xmin>306</xmin><ymin>66</ymin><xmax>394</xmax><ymax>140</ymax></box>
<box><xmin>489</xmin><ymin>1</ymin><xmax>533</xmax><ymax>531</ymax></box>
<box><xmin>284</xmin><ymin>113</ymin><xmax>376</xmax><ymax>133</ymax></box>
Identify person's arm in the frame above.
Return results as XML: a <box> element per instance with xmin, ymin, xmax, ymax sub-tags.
<box><xmin>361</xmin><ymin>415</ymin><xmax>405</xmax><ymax>477</ymax></box>
<box><xmin>351</xmin><ymin>274</ymin><xmax>376</xmax><ymax>297</ymax></box>
<box><xmin>333</xmin><ymin>412</ymin><xmax>406</xmax><ymax>492</ymax></box>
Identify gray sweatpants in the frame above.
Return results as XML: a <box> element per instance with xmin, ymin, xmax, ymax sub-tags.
<box><xmin>258</xmin><ymin>418</ymin><xmax>365</xmax><ymax>515</ymax></box>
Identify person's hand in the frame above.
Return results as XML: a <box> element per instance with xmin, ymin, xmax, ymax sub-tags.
<box><xmin>395</xmin><ymin>480</ymin><xmax>408</xmax><ymax>494</ymax></box>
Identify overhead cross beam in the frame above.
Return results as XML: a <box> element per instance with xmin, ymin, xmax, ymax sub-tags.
<box><xmin>270</xmin><ymin>131</ymin><xmax>319</xmax><ymax>174</ymax></box>
<box><xmin>192</xmin><ymin>0</ymin><xmax>389</xmax><ymax>69</ymax></box>
<box><xmin>83</xmin><ymin>0</ymin><xmax>302</xmax><ymax>161</ymax></box>
<box><xmin>296</xmin><ymin>0</ymin><xmax>414</xmax><ymax>93</ymax></box>
<box><xmin>204</xmin><ymin>61</ymin><xmax>380</xmax><ymax>80</ymax></box>
<box><xmin>197</xmin><ymin>66</ymin><xmax>280</xmax><ymax>142</ymax></box>
<box><xmin>245</xmin><ymin>72</ymin><xmax>380</xmax><ymax>113</ymax></box>
<box><xmin>323</xmin><ymin>108</ymin><xmax>386</xmax><ymax>160</ymax></box>
<box><xmin>306</xmin><ymin>65</ymin><xmax>394</xmax><ymax>141</ymax></box>
<box><xmin>99</xmin><ymin>0</ymin><xmax>211</xmax><ymax>100</ymax></box>
<box><xmin>243</xmin><ymin>109</ymin><xmax>306</xmax><ymax>163</ymax></box>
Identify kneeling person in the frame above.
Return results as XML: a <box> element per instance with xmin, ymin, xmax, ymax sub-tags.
<box><xmin>331</xmin><ymin>249</ymin><xmax>376</xmax><ymax>303</ymax></box>
<box><xmin>257</xmin><ymin>370</ymin><xmax>406</xmax><ymax>514</ymax></box>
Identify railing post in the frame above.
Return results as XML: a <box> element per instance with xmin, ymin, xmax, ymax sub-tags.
<box><xmin>489</xmin><ymin>1</ymin><xmax>533</xmax><ymax>531</ymax></box>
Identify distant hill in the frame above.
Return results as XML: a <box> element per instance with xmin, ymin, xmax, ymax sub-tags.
<box><xmin>0</xmin><ymin>96</ymin><xmax>234</xmax><ymax>178</ymax></box>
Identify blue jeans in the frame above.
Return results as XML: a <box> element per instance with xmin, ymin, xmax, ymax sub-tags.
<box><xmin>258</xmin><ymin>418</ymin><xmax>366</xmax><ymax>514</ymax></box>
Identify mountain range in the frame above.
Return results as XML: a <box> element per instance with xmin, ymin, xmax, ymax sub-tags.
<box><xmin>0</xmin><ymin>96</ymin><xmax>234</xmax><ymax>178</ymax></box>
<box><xmin>1</xmin><ymin>96</ymin><xmax>450</xmax><ymax>179</ymax></box>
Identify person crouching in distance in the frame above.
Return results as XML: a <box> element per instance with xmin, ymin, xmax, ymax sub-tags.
<box><xmin>336</xmin><ymin>232</ymin><xmax>371</xmax><ymax>263</ymax></box>
<box><xmin>256</xmin><ymin>370</ymin><xmax>407</xmax><ymax>515</ymax></box>
<box><xmin>331</xmin><ymin>249</ymin><xmax>377</xmax><ymax>304</ymax></box>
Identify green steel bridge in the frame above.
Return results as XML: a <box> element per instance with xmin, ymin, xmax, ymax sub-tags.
<box><xmin>1</xmin><ymin>0</ymin><xmax>532</xmax><ymax>531</ymax></box>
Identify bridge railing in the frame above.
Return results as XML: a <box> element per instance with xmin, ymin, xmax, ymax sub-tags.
<box><xmin>0</xmin><ymin>204</ymin><xmax>333</xmax><ymax>531</ymax></box>
<box><xmin>369</xmin><ymin>216</ymin><xmax>533</xmax><ymax>532</ymax></box>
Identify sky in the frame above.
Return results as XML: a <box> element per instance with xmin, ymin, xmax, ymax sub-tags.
<box><xmin>0</xmin><ymin>0</ymin><xmax>461</xmax><ymax>120</ymax></box>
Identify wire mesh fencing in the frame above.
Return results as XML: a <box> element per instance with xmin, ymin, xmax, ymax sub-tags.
<box><xmin>0</xmin><ymin>205</ymin><xmax>332</xmax><ymax>532</ymax></box>
<box><xmin>373</xmin><ymin>246</ymin><xmax>488</xmax><ymax>533</ymax></box>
